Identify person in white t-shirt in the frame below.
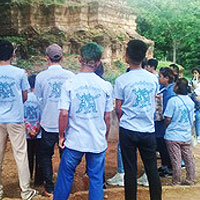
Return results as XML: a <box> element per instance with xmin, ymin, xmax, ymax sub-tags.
<box><xmin>0</xmin><ymin>40</ymin><xmax>38</xmax><ymax>200</ymax></box>
<box><xmin>34</xmin><ymin>44</ymin><xmax>74</xmax><ymax>196</ymax></box>
<box><xmin>164</xmin><ymin>78</ymin><xmax>195</xmax><ymax>185</ymax></box>
<box><xmin>114</xmin><ymin>40</ymin><xmax>162</xmax><ymax>200</ymax></box>
<box><xmin>53</xmin><ymin>42</ymin><xmax>113</xmax><ymax>200</ymax></box>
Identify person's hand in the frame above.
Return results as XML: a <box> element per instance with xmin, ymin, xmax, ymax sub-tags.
<box><xmin>59</xmin><ymin>135</ymin><xmax>66</xmax><ymax>149</ymax></box>
<box><xmin>28</xmin><ymin>129</ymin><xmax>36</xmax><ymax>138</ymax></box>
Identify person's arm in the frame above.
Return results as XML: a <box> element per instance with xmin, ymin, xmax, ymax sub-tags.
<box><xmin>22</xmin><ymin>90</ymin><xmax>28</xmax><ymax>103</ymax></box>
<box><xmin>165</xmin><ymin>116</ymin><xmax>171</xmax><ymax>128</ymax></box>
<box><xmin>115</xmin><ymin>99</ymin><xmax>123</xmax><ymax>121</ymax></box>
<box><xmin>59</xmin><ymin>109</ymin><xmax>69</xmax><ymax>149</ymax></box>
<box><xmin>104</xmin><ymin>112</ymin><xmax>111</xmax><ymax>140</ymax></box>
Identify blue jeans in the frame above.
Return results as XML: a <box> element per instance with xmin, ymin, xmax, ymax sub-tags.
<box><xmin>195</xmin><ymin>110</ymin><xmax>200</xmax><ymax>137</ymax></box>
<box><xmin>54</xmin><ymin>148</ymin><xmax>105</xmax><ymax>200</ymax></box>
<box><xmin>117</xmin><ymin>142</ymin><xmax>124</xmax><ymax>173</ymax></box>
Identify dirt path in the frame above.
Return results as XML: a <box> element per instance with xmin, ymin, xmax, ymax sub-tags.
<box><xmin>1</xmin><ymin>128</ymin><xmax>200</xmax><ymax>199</ymax></box>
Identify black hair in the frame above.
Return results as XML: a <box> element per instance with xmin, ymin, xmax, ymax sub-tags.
<box><xmin>142</xmin><ymin>58</ymin><xmax>148</xmax><ymax>69</ymax></box>
<box><xmin>147</xmin><ymin>58</ymin><xmax>158</xmax><ymax>70</ymax></box>
<box><xmin>175</xmin><ymin>78</ymin><xmax>190</xmax><ymax>95</ymax></box>
<box><xmin>159</xmin><ymin>67</ymin><xmax>174</xmax><ymax>84</ymax></box>
<box><xmin>49</xmin><ymin>56</ymin><xmax>62</xmax><ymax>63</ymax></box>
<box><xmin>94</xmin><ymin>62</ymin><xmax>104</xmax><ymax>78</ymax></box>
<box><xmin>28</xmin><ymin>74</ymin><xmax>36</xmax><ymax>89</ymax></box>
<box><xmin>170</xmin><ymin>64</ymin><xmax>179</xmax><ymax>74</ymax></box>
<box><xmin>192</xmin><ymin>67</ymin><xmax>200</xmax><ymax>74</ymax></box>
<box><xmin>0</xmin><ymin>40</ymin><xmax>14</xmax><ymax>61</ymax></box>
<box><xmin>126</xmin><ymin>40</ymin><xmax>148</xmax><ymax>65</ymax></box>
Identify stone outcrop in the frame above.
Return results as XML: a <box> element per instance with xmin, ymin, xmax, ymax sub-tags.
<box><xmin>0</xmin><ymin>0</ymin><xmax>154</xmax><ymax>63</ymax></box>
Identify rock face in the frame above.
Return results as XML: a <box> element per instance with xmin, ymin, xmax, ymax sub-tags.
<box><xmin>0</xmin><ymin>0</ymin><xmax>154</xmax><ymax>63</ymax></box>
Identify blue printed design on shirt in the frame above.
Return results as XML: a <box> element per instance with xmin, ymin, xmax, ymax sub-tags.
<box><xmin>24</xmin><ymin>105</ymin><xmax>38</xmax><ymax>121</ymax></box>
<box><xmin>76</xmin><ymin>93</ymin><xmax>101</xmax><ymax>114</ymax></box>
<box><xmin>0</xmin><ymin>81</ymin><xmax>15</xmax><ymax>99</ymax></box>
<box><xmin>49</xmin><ymin>82</ymin><xmax>63</xmax><ymax>98</ymax></box>
<box><xmin>132</xmin><ymin>88</ymin><xmax>153</xmax><ymax>108</ymax></box>
<box><xmin>178</xmin><ymin>109</ymin><xmax>189</xmax><ymax>123</ymax></box>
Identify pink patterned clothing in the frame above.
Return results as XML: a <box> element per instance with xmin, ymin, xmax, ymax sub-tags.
<box><xmin>167</xmin><ymin>141</ymin><xmax>195</xmax><ymax>185</ymax></box>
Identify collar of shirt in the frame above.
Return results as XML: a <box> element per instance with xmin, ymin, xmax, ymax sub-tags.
<box><xmin>48</xmin><ymin>64</ymin><xmax>62</xmax><ymax>70</ymax></box>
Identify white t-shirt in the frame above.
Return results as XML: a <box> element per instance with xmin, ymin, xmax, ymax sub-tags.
<box><xmin>164</xmin><ymin>95</ymin><xmax>194</xmax><ymax>142</ymax></box>
<box><xmin>0</xmin><ymin>65</ymin><xmax>30</xmax><ymax>123</ymax></box>
<box><xmin>34</xmin><ymin>65</ymin><xmax>74</xmax><ymax>132</ymax></box>
<box><xmin>114</xmin><ymin>69</ymin><xmax>158</xmax><ymax>133</ymax></box>
<box><xmin>58</xmin><ymin>72</ymin><xmax>113</xmax><ymax>153</ymax></box>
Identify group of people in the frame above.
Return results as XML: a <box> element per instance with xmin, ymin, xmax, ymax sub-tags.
<box><xmin>0</xmin><ymin>38</ymin><xmax>197</xmax><ymax>200</ymax></box>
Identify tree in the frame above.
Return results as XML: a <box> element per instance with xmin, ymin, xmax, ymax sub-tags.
<box><xmin>127</xmin><ymin>0</ymin><xmax>200</xmax><ymax>71</ymax></box>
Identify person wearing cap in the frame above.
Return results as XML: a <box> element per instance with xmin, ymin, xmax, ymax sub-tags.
<box><xmin>53</xmin><ymin>42</ymin><xmax>113</xmax><ymax>200</ymax></box>
<box><xmin>0</xmin><ymin>40</ymin><xmax>38</xmax><ymax>200</ymax></box>
<box><xmin>34</xmin><ymin>43</ymin><xmax>74</xmax><ymax>196</ymax></box>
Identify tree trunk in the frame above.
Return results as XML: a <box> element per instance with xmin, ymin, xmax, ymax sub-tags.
<box><xmin>173</xmin><ymin>40</ymin><xmax>177</xmax><ymax>63</ymax></box>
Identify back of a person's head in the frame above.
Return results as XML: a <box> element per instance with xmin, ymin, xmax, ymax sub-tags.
<box><xmin>170</xmin><ymin>64</ymin><xmax>179</xmax><ymax>74</ymax></box>
<box><xmin>147</xmin><ymin>58</ymin><xmax>158</xmax><ymax>70</ymax></box>
<box><xmin>80</xmin><ymin>42</ymin><xmax>103</xmax><ymax>66</ymax></box>
<box><xmin>28</xmin><ymin>74</ymin><xmax>36</xmax><ymax>89</ymax></box>
<box><xmin>159</xmin><ymin>67</ymin><xmax>174</xmax><ymax>83</ymax></box>
<box><xmin>126</xmin><ymin>40</ymin><xmax>148</xmax><ymax>65</ymax></box>
<box><xmin>45</xmin><ymin>43</ymin><xmax>63</xmax><ymax>63</ymax></box>
<box><xmin>0</xmin><ymin>40</ymin><xmax>14</xmax><ymax>61</ymax></box>
<box><xmin>175</xmin><ymin>78</ymin><xmax>189</xmax><ymax>95</ymax></box>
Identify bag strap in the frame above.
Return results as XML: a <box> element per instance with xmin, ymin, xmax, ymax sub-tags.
<box><xmin>176</xmin><ymin>95</ymin><xmax>193</xmax><ymax>127</ymax></box>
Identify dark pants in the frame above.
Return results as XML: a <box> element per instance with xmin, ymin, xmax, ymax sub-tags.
<box><xmin>40</xmin><ymin>127</ymin><xmax>62</xmax><ymax>193</ymax></box>
<box><xmin>119</xmin><ymin>127</ymin><xmax>162</xmax><ymax>200</ymax></box>
<box><xmin>27</xmin><ymin>138</ymin><xmax>43</xmax><ymax>185</ymax></box>
<box><xmin>156</xmin><ymin>137</ymin><xmax>172</xmax><ymax>169</ymax></box>
<box><xmin>155</xmin><ymin>121</ymin><xmax>172</xmax><ymax>169</ymax></box>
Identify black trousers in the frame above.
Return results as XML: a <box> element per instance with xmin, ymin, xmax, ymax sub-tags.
<box><xmin>27</xmin><ymin>138</ymin><xmax>43</xmax><ymax>185</ymax></box>
<box><xmin>156</xmin><ymin>137</ymin><xmax>172</xmax><ymax>169</ymax></box>
<box><xmin>119</xmin><ymin>127</ymin><xmax>162</xmax><ymax>200</ymax></box>
<box><xmin>40</xmin><ymin>128</ymin><xmax>63</xmax><ymax>193</ymax></box>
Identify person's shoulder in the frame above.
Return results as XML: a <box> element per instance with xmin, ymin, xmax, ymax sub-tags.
<box><xmin>62</xmin><ymin>68</ymin><xmax>75</xmax><ymax>76</ymax></box>
<box><xmin>10</xmin><ymin>65</ymin><xmax>26</xmax><ymax>74</ymax></box>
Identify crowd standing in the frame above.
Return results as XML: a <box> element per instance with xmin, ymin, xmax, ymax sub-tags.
<box><xmin>0</xmin><ymin>39</ymin><xmax>198</xmax><ymax>200</ymax></box>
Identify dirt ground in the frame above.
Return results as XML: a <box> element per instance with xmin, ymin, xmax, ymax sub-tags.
<box><xmin>1</xmin><ymin>117</ymin><xmax>200</xmax><ymax>199</ymax></box>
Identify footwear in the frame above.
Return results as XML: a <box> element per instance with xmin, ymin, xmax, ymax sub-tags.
<box><xmin>182</xmin><ymin>180</ymin><xmax>195</xmax><ymax>185</ymax></box>
<box><xmin>43</xmin><ymin>188</ymin><xmax>53</xmax><ymax>197</ymax></box>
<box><xmin>107</xmin><ymin>173</ymin><xmax>124</xmax><ymax>186</ymax></box>
<box><xmin>23</xmin><ymin>189</ymin><xmax>38</xmax><ymax>200</ymax></box>
<box><xmin>137</xmin><ymin>173</ymin><xmax>149</xmax><ymax>187</ymax></box>
<box><xmin>159</xmin><ymin>168</ymin><xmax>172</xmax><ymax>177</ymax></box>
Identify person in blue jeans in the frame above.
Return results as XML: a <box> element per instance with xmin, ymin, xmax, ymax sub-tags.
<box><xmin>53</xmin><ymin>42</ymin><xmax>113</xmax><ymax>200</ymax></box>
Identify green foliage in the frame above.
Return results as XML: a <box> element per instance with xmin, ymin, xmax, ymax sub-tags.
<box><xmin>127</xmin><ymin>0</ymin><xmax>200</xmax><ymax>72</ymax></box>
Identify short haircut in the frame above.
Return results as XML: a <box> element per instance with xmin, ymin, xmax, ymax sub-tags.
<box><xmin>142</xmin><ymin>58</ymin><xmax>148</xmax><ymax>69</ymax></box>
<box><xmin>170</xmin><ymin>64</ymin><xmax>179</xmax><ymax>74</ymax></box>
<box><xmin>175</xmin><ymin>78</ymin><xmax>189</xmax><ymax>95</ymax></box>
<box><xmin>28</xmin><ymin>74</ymin><xmax>36</xmax><ymax>89</ymax></box>
<box><xmin>0</xmin><ymin>40</ymin><xmax>14</xmax><ymax>61</ymax></box>
<box><xmin>159</xmin><ymin>67</ymin><xmax>174</xmax><ymax>84</ymax></box>
<box><xmin>147</xmin><ymin>58</ymin><xmax>158</xmax><ymax>70</ymax></box>
<box><xmin>80</xmin><ymin>42</ymin><xmax>103</xmax><ymax>66</ymax></box>
<box><xmin>126</xmin><ymin>40</ymin><xmax>148</xmax><ymax>65</ymax></box>
<box><xmin>192</xmin><ymin>67</ymin><xmax>200</xmax><ymax>74</ymax></box>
